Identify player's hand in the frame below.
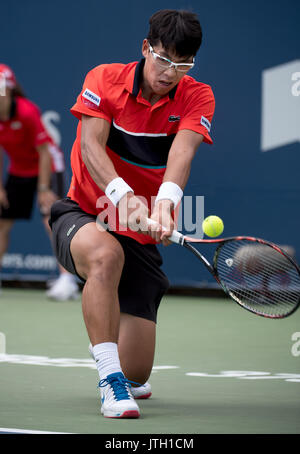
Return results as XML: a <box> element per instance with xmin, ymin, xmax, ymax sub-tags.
<box><xmin>38</xmin><ymin>189</ymin><xmax>58</xmax><ymax>216</ymax></box>
<box><xmin>118</xmin><ymin>192</ymin><xmax>149</xmax><ymax>232</ymax></box>
<box><xmin>150</xmin><ymin>200</ymin><xmax>174</xmax><ymax>245</ymax></box>
<box><xmin>0</xmin><ymin>187</ymin><xmax>9</xmax><ymax>213</ymax></box>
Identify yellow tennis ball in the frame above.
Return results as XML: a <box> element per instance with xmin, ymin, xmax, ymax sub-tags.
<box><xmin>202</xmin><ymin>215</ymin><xmax>224</xmax><ymax>237</ymax></box>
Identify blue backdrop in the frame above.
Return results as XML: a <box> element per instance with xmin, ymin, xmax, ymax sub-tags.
<box><xmin>1</xmin><ymin>0</ymin><xmax>300</xmax><ymax>285</ymax></box>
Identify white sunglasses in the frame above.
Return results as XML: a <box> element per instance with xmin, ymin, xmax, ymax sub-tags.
<box><xmin>148</xmin><ymin>43</ymin><xmax>195</xmax><ymax>72</ymax></box>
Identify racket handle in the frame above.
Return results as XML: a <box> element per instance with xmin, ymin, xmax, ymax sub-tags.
<box><xmin>146</xmin><ymin>218</ymin><xmax>184</xmax><ymax>244</ymax></box>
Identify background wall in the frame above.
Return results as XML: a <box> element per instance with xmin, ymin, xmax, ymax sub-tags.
<box><xmin>1</xmin><ymin>0</ymin><xmax>299</xmax><ymax>286</ymax></box>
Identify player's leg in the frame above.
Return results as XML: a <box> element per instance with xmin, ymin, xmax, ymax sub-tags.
<box><xmin>118</xmin><ymin>313</ymin><xmax>155</xmax><ymax>392</ymax></box>
<box><xmin>49</xmin><ymin>198</ymin><xmax>166</xmax><ymax>417</ymax></box>
<box><xmin>89</xmin><ymin>312</ymin><xmax>155</xmax><ymax>398</ymax></box>
<box><xmin>109</xmin><ymin>233</ymin><xmax>169</xmax><ymax>394</ymax></box>
<box><xmin>0</xmin><ymin>219</ymin><xmax>14</xmax><ymax>262</ymax></box>
<box><xmin>68</xmin><ymin>220</ymin><xmax>140</xmax><ymax>417</ymax></box>
<box><xmin>0</xmin><ymin>219</ymin><xmax>14</xmax><ymax>292</ymax></box>
<box><xmin>70</xmin><ymin>221</ymin><xmax>124</xmax><ymax>344</ymax></box>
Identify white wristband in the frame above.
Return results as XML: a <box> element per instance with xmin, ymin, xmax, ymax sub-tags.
<box><xmin>105</xmin><ymin>177</ymin><xmax>133</xmax><ymax>207</ymax></box>
<box><xmin>155</xmin><ymin>181</ymin><xmax>183</xmax><ymax>208</ymax></box>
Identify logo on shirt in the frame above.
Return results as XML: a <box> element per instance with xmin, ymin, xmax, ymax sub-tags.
<box><xmin>168</xmin><ymin>115</ymin><xmax>181</xmax><ymax>122</ymax></box>
<box><xmin>82</xmin><ymin>88</ymin><xmax>101</xmax><ymax>107</ymax></box>
<box><xmin>200</xmin><ymin>115</ymin><xmax>211</xmax><ymax>132</ymax></box>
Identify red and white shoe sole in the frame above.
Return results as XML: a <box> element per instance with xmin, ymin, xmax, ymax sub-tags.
<box><xmin>104</xmin><ymin>410</ymin><xmax>140</xmax><ymax>418</ymax></box>
<box><xmin>135</xmin><ymin>392</ymin><xmax>152</xmax><ymax>400</ymax></box>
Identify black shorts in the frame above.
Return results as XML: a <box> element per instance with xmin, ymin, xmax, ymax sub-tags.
<box><xmin>49</xmin><ymin>198</ymin><xmax>170</xmax><ymax>322</ymax></box>
<box><xmin>0</xmin><ymin>172</ymin><xmax>66</xmax><ymax>220</ymax></box>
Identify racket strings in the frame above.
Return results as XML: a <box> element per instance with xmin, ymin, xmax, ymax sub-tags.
<box><xmin>215</xmin><ymin>240</ymin><xmax>300</xmax><ymax>318</ymax></box>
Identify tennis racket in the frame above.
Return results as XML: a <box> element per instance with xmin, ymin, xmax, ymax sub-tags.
<box><xmin>147</xmin><ymin>219</ymin><xmax>300</xmax><ymax>319</ymax></box>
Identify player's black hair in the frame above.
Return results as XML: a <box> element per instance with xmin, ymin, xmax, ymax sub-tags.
<box><xmin>147</xmin><ymin>9</ymin><xmax>202</xmax><ymax>58</ymax></box>
<box><xmin>12</xmin><ymin>82</ymin><xmax>26</xmax><ymax>98</ymax></box>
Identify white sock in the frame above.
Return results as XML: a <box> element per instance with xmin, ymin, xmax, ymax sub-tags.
<box><xmin>92</xmin><ymin>342</ymin><xmax>122</xmax><ymax>380</ymax></box>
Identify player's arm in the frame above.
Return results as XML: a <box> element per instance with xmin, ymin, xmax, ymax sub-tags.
<box><xmin>81</xmin><ymin>115</ymin><xmax>117</xmax><ymax>189</ymax></box>
<box><xmin>36</xmin><ymin>142</ymin><xmax>58</xmax><ymax>215</ymax></box>
<box><xmin>150</xmin><ymin>129</ymin><xmax>204</xmax><ymax>243</ymax></box>
<box><xmin>164</xmin><ymin>129</ymin><xmax>204</xmax><ymax>188</ymax></box>
<box><xmin>81</xmin><ymin>115</ymin><xmax>149</xmax><ymax>230</ymax></box>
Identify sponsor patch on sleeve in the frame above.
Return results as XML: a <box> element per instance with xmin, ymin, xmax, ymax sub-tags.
<box><xmin>36</xmin><ymin>131</ymin><xmax>48</xmax><ymax>140</ymax></box>
<box><xmin>200</xmin><ymin>115</ymin><xmax>211</xmax><ymax>132</ymax></box>
<box><xmin>82</xmin><ymin>88</ymin><xmax>101</xmax><ymax>108</ymax></box>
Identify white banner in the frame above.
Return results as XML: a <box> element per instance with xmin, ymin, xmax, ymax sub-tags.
<box><xmin>261</xmin><ymin>60</ymin><xmax>300</xmax><ymax>151</ymax></box>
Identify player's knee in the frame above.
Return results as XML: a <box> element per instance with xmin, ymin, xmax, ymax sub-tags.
<box><xmin>87</xmin><ymin>244</ymin><xmax>125</xmax><ymax>282</ymax></box>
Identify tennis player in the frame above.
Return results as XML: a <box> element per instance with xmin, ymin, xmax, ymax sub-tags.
<box><xmin>0</xmin><ymin>64</ymin><xmax>78</xmax><ymax>300</ymax></box>
<box><xmin>49</xmin><ymin>9</ymin><xmax>215</xmax><ymax>418</ymax></box>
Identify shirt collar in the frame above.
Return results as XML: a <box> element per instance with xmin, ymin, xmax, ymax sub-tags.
<box><xmin>128</xmin><ymin>58</ymin><xmax>178</xmax><ymax>100</ymax></box>
<box><xmin>131</xmin><ymin>59</ymin><xmax>144</xmax><ymax>97</ymax></box>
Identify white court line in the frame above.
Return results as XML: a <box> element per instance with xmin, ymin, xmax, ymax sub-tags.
<box><xmin>0</xmin><ymin>427</ymin><xmax>75</xmax><ymax>434</ymax></box>
<box><xmin>1</xmin><ymin>354</ymin><xmax>299</xmax><ymax>382</ymax></box>
<box><xmin>0</xmin><ymin>353</ymin><xmax>179</xmax><ymax>371</ymax></box>
<box><xmin>186</xmin><ymin>370</ymin><xmax>300</xmax><ymax>382</ymax></box>
<box><xmin>0</xmin><ymin>332</ymin><xmax>6</xmax><ymax>354</ymax></box>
